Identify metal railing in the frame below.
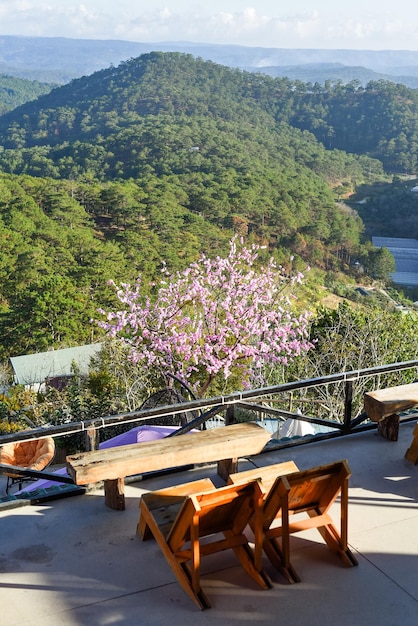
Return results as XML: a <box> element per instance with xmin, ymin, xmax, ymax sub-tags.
<box><xmin>1</xmin><ymin>359</ymin><xmax>418</xmax><ymax>485</ymax></box>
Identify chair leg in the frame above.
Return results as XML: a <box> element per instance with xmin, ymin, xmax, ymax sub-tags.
<box><xmin>231</xmin><ymin>542</ymin><xmax>273</xmax><ymax>589</ymax></box>
<box><xmin>137</xmin><ymin>513</ymin><xmax>152</xmax><ymax>540</ymax></box>
<box><xmin>262</xmin><ymin>536</ymin><xmax>301</xmax><ymax>584</ymax></box>
<box><xmin>316</xmin><ymin>521</ymin><xmax>358</xmax><ymax>567</ymax></box>
<box><xmin>139</xmin><ymin>504</ymin><xmax>212</xmax><ymax>610</ymax></box>
<box><xmin>5</xmin><ymin>476</ymin><xmax>23</xmax><ymax>494</ymax></box>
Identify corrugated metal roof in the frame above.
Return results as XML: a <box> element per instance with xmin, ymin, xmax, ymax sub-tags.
<box><xmin>394</xmin><ymin>259</ymin><xmax>418</xmax><ymax>272</ymax></box>
<box><xmin>10</xmin><ymin>344</ymin><xmax>103</xmax><ymax>385</ymax></box>
<box><xmin>372</xmin><ymin>236</ymin><xmax>418</xmax><ymax>285</ymax></box>
<box><xmin>372</xmin><ymin>237</ymin><xmax>418</xmax><ymax>249</ymax></box>
<box><xmin>390</xmin><ymin>272</ymin><xmax>418</xmax><ymax>286</ymax></box>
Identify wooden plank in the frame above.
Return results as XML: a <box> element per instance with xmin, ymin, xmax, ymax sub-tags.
<box><xmin>66</xmin><ymin>422</ymin><xmax>271</xmax><ymax>486</ymax></box>
<box><xmin>138</xmin><ymin>477</ymin><xmax>216</xmax><ymax>536</ymax></box>
<box><xmin>364</xmin><ymin>382</ymin><xmax>418</xmax><ymax>422</ymax></box>
<box><xmin>228</xmin><ymin>460</ymin><xmax>299</xmax><ymax>493</ymax></box>
<box><xmin>141</xmin><ymin>478</ymin><xmax>215</xmax><ymax>510</ymax></box>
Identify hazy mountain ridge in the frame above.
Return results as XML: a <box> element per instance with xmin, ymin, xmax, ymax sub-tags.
<box><xmin>2</xmin><ymin>35</ymin><xmax>418</xmax><ymax>86</ymax></box>
<box><xmin>249</xmin><ymin>63</ymin><xmax>418</xmax><ymax>89</ymax></box>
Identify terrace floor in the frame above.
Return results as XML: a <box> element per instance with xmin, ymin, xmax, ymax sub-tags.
<box><xmin>1</xmin><ymin>420</ymin><xmax>418</xmax><ymax>626</ymax></box>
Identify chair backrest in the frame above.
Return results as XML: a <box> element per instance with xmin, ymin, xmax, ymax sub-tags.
<box><xmin>167</xmin><ymin>479</ymin><xmax>264</xmax><ymax>552</ymax></box>
<box><xmin>263</xmin><ymin>460</ymin><xmax>351</xmax><ymax>528</ymax></box>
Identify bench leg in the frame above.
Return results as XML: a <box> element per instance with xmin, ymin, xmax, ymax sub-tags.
<box><xmin>217</xmin><ymin>458</ymin><xmax>238</xmax><ymax>481</ymax></box>
<box><xmin>377</xmin><ymin>414</ymin><xmax>399</xmax><ymax>441</ymax></box>
<box><xmin>104</xmin><ymin>478</ymin><xmax>125</xmax><ymax>510</ymax></box>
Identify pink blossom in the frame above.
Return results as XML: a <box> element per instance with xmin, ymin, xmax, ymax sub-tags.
<box><xmin>97</xmin><ymin>237</ymin><xmax>313</xmax><ymax>395</ymax></box>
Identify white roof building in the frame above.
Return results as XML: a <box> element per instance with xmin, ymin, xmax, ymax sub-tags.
<box><xmin>372</xmin><ymin>237</ymin><xmax>418</xmax><ymax>286</ymax></box>
<box><xmin>10</xmin><ymin>343</ymin><xmax>102</xmax><ymax>389</ymax></box>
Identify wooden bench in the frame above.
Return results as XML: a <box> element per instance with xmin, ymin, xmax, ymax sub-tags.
<box><xmin>405</xmin><ymin>422</ymin><xmax>418</xmax><ymax>464</ymax></box>
<box><xmin>66</xmin><ymin>422</ymin><xmax>271</xmax><ymax>510</ymax></box>
<box><xmin>364</xmin><ymin>382</ymin><xmax>418</xmax><ymax>441</ymax></box>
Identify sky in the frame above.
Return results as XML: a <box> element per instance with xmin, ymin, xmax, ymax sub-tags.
<box><xmin>0</xmin><ymin>1</ymin><xmax>418</xmax><ymax>51</ymax></box>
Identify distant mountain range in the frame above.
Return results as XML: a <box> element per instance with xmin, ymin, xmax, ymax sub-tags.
<box><xmin>2</xmin><ymin>35</ymin><xmax>418</xmax><ymax>87</ymax></box>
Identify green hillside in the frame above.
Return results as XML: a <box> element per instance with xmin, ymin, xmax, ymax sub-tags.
<box><xmin>0</xmin><ymin>52</ymin><xmax>413</xmax><ymax>361</ymax></box>
<box><xmin>0</xmin><ymin>74</ymin><xmax>55</xmax><ymax>115</ymax></box>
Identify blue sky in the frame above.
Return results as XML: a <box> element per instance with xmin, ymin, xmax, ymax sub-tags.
<box><xmin>0</xmin><ymin>1</ymin><xmax>417</xmax><ymax>50</ymax></box>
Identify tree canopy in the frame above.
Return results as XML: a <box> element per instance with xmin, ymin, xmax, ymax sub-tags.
<box><xmin>98</xmin><ymin>238</ymin><xmax>312</xmax><ymax>397</ymax></box>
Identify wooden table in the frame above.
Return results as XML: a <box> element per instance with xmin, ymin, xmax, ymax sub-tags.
<box><xmin>364</xmin><ymin>382</ymin><xmax>418</xmax><ymax>440</ymax></box>
<box><xmin>66</xmin><ymin>422</ymin><xmax>271</xmax><ymax>509</ymax></box>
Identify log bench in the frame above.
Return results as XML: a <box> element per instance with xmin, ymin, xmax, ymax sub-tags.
<box><xmin>364</xmin><ymin>382</ymin><xmax>418</xmax><ymax>441</ymax></box>
<box><xmin>66</xmin><ymin>422</ymin><xmax>271</xmax><ymax>510</ymax></box>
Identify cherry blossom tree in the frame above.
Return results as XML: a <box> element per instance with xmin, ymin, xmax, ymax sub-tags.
<box><xmin>97</xmin><ymin>237</ymin><xmax>313</xmax><ymax>397</ymax></box>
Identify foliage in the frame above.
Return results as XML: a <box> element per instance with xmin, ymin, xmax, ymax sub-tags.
<box><xmin>98</xmin><ymin>237</ymin><xmax>313</xmax><ymax>397</ymax></box>
<box><xmin>0</xmin><ymin>74</ymin><xmax>55</xmax><ymax>115</ymax></box>
<box><xmin>87</xmin><ymin>339</ymin><xmax>155</xmax><ymax>411</ymax></box>
<box><xmin>351</xmin><ymin>178</ymin><xmax>418</xmax><ymax>239</ymax></box>
<box><xmin>0</xmin><ymin>418</ymin><xmax>23</xmax><ymax>435</ymax></box>
<box><xmin>363</xmin><ymin>246</ymin><xmax>396</xmax><ymax>281</ymax></box>
<box><xmin>282</xmin><ymin>302</ymin><xmax>418</xmax><ymax>421</ymax></box>
<box><xmin>0</xmin><ymin>53</ymin><xmax>397</xmax><ymax>179</ymax></box>
<box><xmin>284</xmin><ymin>79</ymin><xmax>418</xmax><ymax>173</ymax></box>
<box><xmin>0</xmin><ymin>161</ymin><xmax>366</xmax><ymax>360</ymax></box>
<box><xmin>0</xmin><ymin>386</ymin><xmax>37</xmax><ymax>433</ymax></box>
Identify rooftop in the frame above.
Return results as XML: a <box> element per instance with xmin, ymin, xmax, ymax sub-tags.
<box><xmin>1</xmin><ymin>421</ymin><xmax>418</xmax><ymax>625</ymax></box>
<box><xmin>10</xmin><ymin>343</ymin><xmax>102</xmax><ymax>386</ymax></box>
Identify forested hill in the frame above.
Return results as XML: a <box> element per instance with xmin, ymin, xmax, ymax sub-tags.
<box><xmin>0</xmin><ymin>51</ymin><xmax>417</xmax><ymax>175</ymax></box>
<box><xmin>0</xmin><ymin>74</ymin><xmax>55</xmax><ymax>115</ymax></box>
<box><xmin>0</xmin><ymin>52</ymin><xmax>411</xmax><ymax>359</ymax></box>
<box><xmin>0</xmin><ymin>52</ymin><xmax>381</xmax><ymax>254</ymax></box>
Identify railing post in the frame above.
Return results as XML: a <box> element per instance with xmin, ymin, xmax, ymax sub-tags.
<box><xmin>85</xmin><ymin>427</ymin><xmax>98</xmax><ymax>451</ymax></box>
<box><xmin>225</xmin><ymin>404</ymin><xmax>236</xmax><ymax>425</ymax></box>
<box><xmin>343</xmin><ymin>380</ymin><xmax>353</xmax><ymax>433</ymax></box>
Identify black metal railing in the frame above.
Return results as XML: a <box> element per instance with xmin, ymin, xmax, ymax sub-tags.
<box><xmin>1</xmin><ymin>359</ymin><xmax>418</xmax><ymax>486</ymax></box>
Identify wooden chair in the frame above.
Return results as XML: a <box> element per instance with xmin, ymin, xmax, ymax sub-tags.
<box><xmin>137</xmin><ymin>477</ymin><xmax>272</xmax><ymax>610</ymax></box>
<box><xmin>260</xmin><ymin>460</ymin><xmax>358</xmax><ymax>583</ymax></box>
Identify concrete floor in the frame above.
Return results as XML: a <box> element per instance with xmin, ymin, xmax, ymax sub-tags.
<box><xmin>1</xmin><ymin>421</ymin><xmax>417</xmax><ymax>626</ymax></box>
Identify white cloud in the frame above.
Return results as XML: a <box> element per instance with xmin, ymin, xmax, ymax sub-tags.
<box><xmin>0</xmin><ymin>2</ymin><xmax>417</xmax><ymax>50</ymax></box>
